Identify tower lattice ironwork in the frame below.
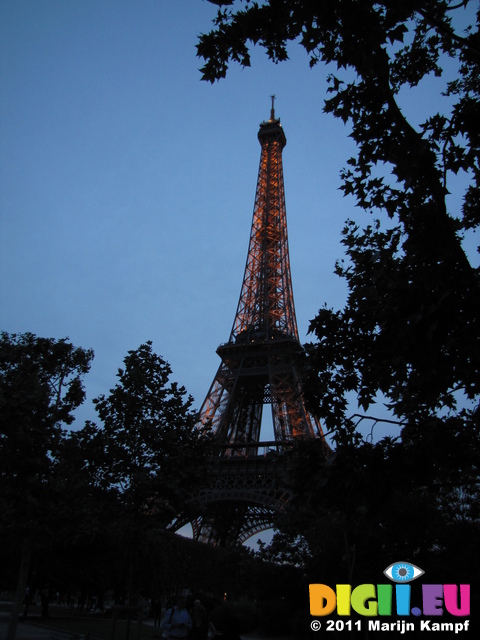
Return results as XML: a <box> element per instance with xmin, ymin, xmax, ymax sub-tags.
<box><xmin>179</xmin><ymin>102</ymin><xmax>329</xmax><ymax>546</ymax></box>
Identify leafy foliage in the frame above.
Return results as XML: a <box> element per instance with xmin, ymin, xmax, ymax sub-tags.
<box><xmin>0</xmin><ymin>332</ymin><xmax>94</xmax><ymax>638</ymax></box>
<box><xmin>0</xmin><ymin>331</ymin><xmax>94</xmax><ymax>536</ymax></box>
<box><xmin>198</xmin><ymin>0</ymin><xmax>480</xmax><ymax>428</ymax></box>
<box><xmin>198</xmin><ymin>1</ymin><xmax>480</xmax><ymax>595</ymax></box>
<box><xmin>0</xmin><ymin>337</ymin><xmax>216</xmax><ymax>623</ymax></box>
<box><xmin>262</xmin><ymin>423</ymin><xmax>480</xmax><ymax>589</ymax></box>
<box><xmin>90</xmin><ymin>341</ymin><xmax>211</xmax><ymax>527</ymax></box>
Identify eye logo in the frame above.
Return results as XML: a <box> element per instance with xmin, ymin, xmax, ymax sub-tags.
<box><xmin>309</xmin><ymin>562</ymin><xmax>470</xmax><ymax>619</ymax></box>
<box><xmin>384</xmin><ymin>561</ymin><xmax>424</xmax><ymax>583</ymax></box>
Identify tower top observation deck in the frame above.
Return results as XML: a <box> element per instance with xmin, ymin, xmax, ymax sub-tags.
<box><xmin>258</xmin><ymin>95</ymin><xmax>287</xmax><ymax>148</ymax></box>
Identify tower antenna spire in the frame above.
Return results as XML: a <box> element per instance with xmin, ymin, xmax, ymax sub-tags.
<box><xmin>270</xmin><ymin>94</ymin><xmax>276</xmax><ymax>120</ymax></box>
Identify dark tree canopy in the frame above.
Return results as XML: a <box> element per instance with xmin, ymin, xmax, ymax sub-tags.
<box><xmin>0</xmin><ymin>331</ymin><xmax>94</xmax><ymax>533</ymax></box>
<box><xmin>199</xmin><ymin>4</ymin><xmax>480</xmax><ymax>602</ymax></box>
<box><xmin>198</xmin><ymin>1</ymin><xmax>480</xmax><ymax>430</ymax></box>
<box><xmin>262</xmin><ymin>427</ymin><xmax>480</xmax><ymax>590</ymax></box>
<box><xmin>1</xmin><ymin>337</ymin><xmax>214</xmax><ymax>625</ymax></box>
<box><xmin>91</xmin><ymin>341</ymin><xmax>211</xmax><ymax>526</ymax></box>
<box><xmin>0</xmin><ymin>332</ymin><xmax>94</xmax><ymax>640</ymax></box>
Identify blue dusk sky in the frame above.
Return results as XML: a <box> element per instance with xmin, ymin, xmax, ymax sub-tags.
<box><xmin>1</xmin><ymin>1</ymin><xmax>478</xmax><ymax>441</ymax></box>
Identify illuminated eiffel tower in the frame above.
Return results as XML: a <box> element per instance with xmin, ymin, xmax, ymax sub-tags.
<box><xmin>181</xmin><ymin>100</ymin><xmax>329</xmax><ymax>546</ymax></box>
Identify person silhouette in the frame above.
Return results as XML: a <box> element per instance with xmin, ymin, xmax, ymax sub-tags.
<box><xmin>161</xmin><ymin>596</ymin><xmax>192</xmax><ymax>639</ymax></box>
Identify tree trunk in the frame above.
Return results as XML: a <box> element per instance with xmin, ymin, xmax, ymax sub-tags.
<box><xmin>6</xmin><ymin>536</ymin><xmax>32</xmax><ymax>640</ymax></box>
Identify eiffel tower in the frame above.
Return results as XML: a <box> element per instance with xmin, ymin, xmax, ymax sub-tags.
<box><xmin>180</xmin><ymin>100</ymin><xmax>329</xmax><ymax>546</ymax></box>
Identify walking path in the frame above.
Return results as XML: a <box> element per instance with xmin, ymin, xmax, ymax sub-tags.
<box><xmin>0</xmin><ymin>613</ymin><xmax>284</xmax><ymax>640</ymax></box>
<box><xmin>0</xmin><ymin>616</ymin><xmax>51</xmax><ymax>640</ymax></box>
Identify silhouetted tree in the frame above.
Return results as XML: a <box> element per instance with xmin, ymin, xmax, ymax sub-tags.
<box><xmin>0</xmin><ymin>332</ymin><xmax>93</xmax><ymax>639</ymax></box>
<box><xmin>198</xmin><ymin>3</ymin><xmax>480</xmax><ymax>618</ymax></box>
<box><xmin>256</xmin><ymin>426</ymin><xmax>480</xmax><ymax>630</ymax></box>
<box><xmin>88</xmin><ymin>342</ymin><xmax>212</xmax><ymax>599</ymax></box>
<box><xmin>198</xmin><ymin>0</ymin><xmax>480</xmax><ymax>431</ymax></box>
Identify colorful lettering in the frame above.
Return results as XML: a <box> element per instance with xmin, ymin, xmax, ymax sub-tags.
<box><xmin>309</xmin><ymin>584</ymin><xmax>336</xmax><ymax>616</ymax></box>
<box><xmin>308</xmin><ymin>582</ymin><xmax>470</xmax><ymax>618</ymax></box>
<box><xmin>395</xmin><ymin>584</ymin><xmax>411</xmax><ymax>616</ymax></box>
<box><xmin>336</xmin><ymin>584</ymin><xmax>351</xmax><ymax>616</ymax></box>
<box><xmin>351</xmin><ymin>584</ymin><xmax>378</xmax><ymax>616</ymax></box>
<box><xmin>377</xmin><ymin>584</ymin><xmax>393</xmax><ymax>616</ymax></box>
<box><xmin>444</xmin><ymin>585</ymin><xmax>470</xmax><ymax>616</ymax></box>
<box><xmin>423</xmin><ymin>584</ymin><xmax>444</xmax><ymax>616</ymax></box>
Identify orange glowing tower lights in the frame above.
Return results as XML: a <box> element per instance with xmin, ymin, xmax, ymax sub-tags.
<box><xmin>198</xmin><ymin>99</ymin><xmax>327</xmax><ymax>453</ymax></box>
